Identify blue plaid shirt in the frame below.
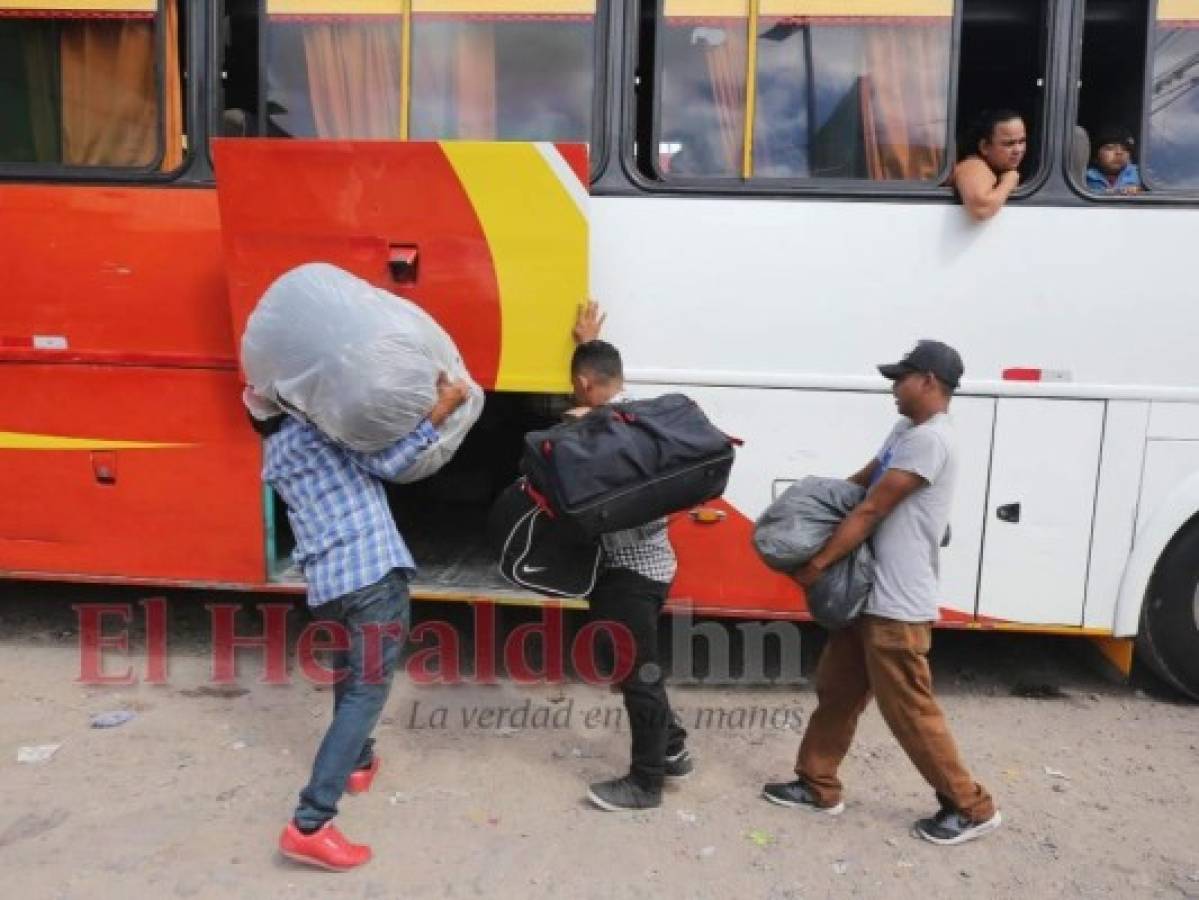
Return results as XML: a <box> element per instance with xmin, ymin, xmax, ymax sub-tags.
<box><xmin>263</xmin><ymin>416</ymin><xmax>440</xmax><ymax>607</ymax></box>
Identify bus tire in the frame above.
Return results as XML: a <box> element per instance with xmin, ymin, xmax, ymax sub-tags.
<box><xmin>1137</xmin><ymin>520</ymin><xmax>1199</xmax><ymax>701</ymax></box>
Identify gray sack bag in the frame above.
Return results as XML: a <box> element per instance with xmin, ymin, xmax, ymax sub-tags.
<box><xmin>751</xmin><ymin>476</ymin><xmax>875</xmax><ymax>629</ymax></box>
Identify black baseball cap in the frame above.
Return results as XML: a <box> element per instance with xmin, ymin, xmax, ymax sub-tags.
<box><xmin>878</xmin><ymin>340</ymin><xmax>965</xmax><ymax>390</ymax></box>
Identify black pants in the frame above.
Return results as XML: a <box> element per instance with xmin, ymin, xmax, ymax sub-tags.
<box><xmin>588</xmin><ymin>567</ymin><xmax>687</xmax><ymax>791</ymax></box>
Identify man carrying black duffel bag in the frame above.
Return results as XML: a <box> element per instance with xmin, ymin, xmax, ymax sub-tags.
<box><xmin>569</xmin><ymin>304</ymin><xmax>693</xmax><ymax>812</ymax></box>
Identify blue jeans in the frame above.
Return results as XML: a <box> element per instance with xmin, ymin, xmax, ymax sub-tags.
<box><xmin>293</xmin><ymin>569</ymin><xmax>410</xmax><ymax>831</ymax></box>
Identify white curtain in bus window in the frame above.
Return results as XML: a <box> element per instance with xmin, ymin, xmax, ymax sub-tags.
<box><xmin>1146</xmin><ymin>0</ymin><xmax>1199</xmax><ymax>188</ymax></box>
<box><xmin>409</xmin><ymin>0</ymin><xmax>595</xmax><ymax>141</ymax></box>
<box><xmin>0</xmin><ymin>0</ymin><xmax>182</xmax><ymax>168</ymax></box>
<box><xmin>264</xmin><ymin>1</ymin><xmax>404</xmax><ymax>138</ymax></box>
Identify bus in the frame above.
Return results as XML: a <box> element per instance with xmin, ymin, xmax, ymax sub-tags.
<box><xmin>2</xmin><ymin>0</ymin><xmax>1198</xmax><ymax>698</ymax></box>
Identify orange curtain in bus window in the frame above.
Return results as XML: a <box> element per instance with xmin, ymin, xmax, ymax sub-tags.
<box><xmin>0</xmin><ymin>1</ymin><xmax>179</xmax><ymax>168</ymax></box>
<box><xmin>860</xmin><ymin>22</ymin><xmax>950</xmax><ymax>180</ymax></box>
<box><xmin>301</xmin><ymin>19</ymin><xmax>403</xmax><ymax>138</ymax></box>
<box><xmin>161</xmin><ymin>0</ymin><xmax>183</xmax><ymax>169</ymax></box>
<box><xmin>59</xmin><ymin>1</ymin><xmax>178</xmax><ymax>167</ymax></box>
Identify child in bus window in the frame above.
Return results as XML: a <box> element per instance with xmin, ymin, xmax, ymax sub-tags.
<box><xmin>1086</xmin><ymin>126</ymin><xmax>1142</xmax><ymax>195</ymax></box>
<box><xmin>951</xmin><ymin>109</ymin><xmax>1028</xmax><ymax>222</ymax></box>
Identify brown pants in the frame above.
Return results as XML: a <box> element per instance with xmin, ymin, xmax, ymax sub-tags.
<box><xmin>795</xmin><ymin>615</ymin><xmax>995</xmax><ymax>822</ymax></box>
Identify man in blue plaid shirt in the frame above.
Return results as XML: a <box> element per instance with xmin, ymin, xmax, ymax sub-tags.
<box><xmin>265</xmin><ymin>372</ymin><xmax>471</xmax><ymax>872</ymax></box>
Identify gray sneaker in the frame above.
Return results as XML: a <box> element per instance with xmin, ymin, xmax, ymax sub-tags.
<box><xmin>587</xmin><ymin>776</ymin><xmax>662</xmax><ymax>812</ymax></box>
<box><xmin>913</xmin><ymin>808</ymin><xmax>1002</xmax><ymax>845</ymax></box>
<box><xmin>761</xmin><ymin>779</ymin><xmax>845</xmax><ymax>815</ymax></box>
<box><xmin>664</xmin><ymin>748</ymin><xmax>694</xmax><ymax>779</ymax></box>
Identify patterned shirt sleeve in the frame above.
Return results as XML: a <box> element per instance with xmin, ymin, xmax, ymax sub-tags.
<box><xmin>344</xmin><ymin>419</ymin><xmax>439</xmax><ymax>482</ymax></box>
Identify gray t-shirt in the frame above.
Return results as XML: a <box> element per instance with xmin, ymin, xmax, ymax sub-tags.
<box><xmin>865</xmin><ymin>412</ymin><xmax>956</xmax><ymax>623</ymax></box>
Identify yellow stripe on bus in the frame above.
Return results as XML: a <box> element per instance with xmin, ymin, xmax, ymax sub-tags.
<box><xmin>0</xmin><ymin>0</ymin><xmax>155</xmax><ymax>10</ymax></box>
<box><xmin>665</xmin><ymin>0</ymin><xmax>951</xmax><ymax>16</ymax></box>
<box><xmin>0</xmin><ymin>431</ymin><xmax>187</xmax><ymax>450</ymax></box>
<box><xmin>266</xmin><ymin>0</ymin><xmax>401</xmax><ymax>13</ymax></box>
<box><xmin>267</xmin><ymin>0</ymin><xmax>594</xmax><ymax>14</ymax></box>
<box><xmin>1158</xmin><ymin>0</ymin><xmax>1199</xmax><ymax>22</ymax></box>
<box><xmin>441</xmin><ymin>141</ymin><xmax>587</xmax><ymax>394</ymax></box>
<box><xmin>414</xmin><ymin>0</ymin><xmax>593</xmax><ymax>11</ymax></box>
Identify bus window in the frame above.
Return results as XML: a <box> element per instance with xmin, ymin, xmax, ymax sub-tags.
<box><xmin>752</xmin><ymin>3</ymin><xmax>953</xmax><ymax>181</ymax></box>
<box><xmin>653</xmin><ymin>0</ymin><xmax>953</xmax><ymax>183</ymax></box>
<box><xmin>260</xmin><ymin>1</ymin><xmax>596</xmax><ymax>142</ymax></box>
<box><xmin>1072</xmin><ymin>0</ymin><xmax>1150</xmax><ymax>194</ymax></box>
<box><xmin>0</xmin><ymin>0</ymin><xmax>183</xmax><ymax>170</ymax></box>
<box><xmin>656</xmin><ymin>1</ymin><xmax>750</xmax><ymax>177</ymax></box>
<box><xmin>954</xmin><ymin>0</ymin><xmax>1049</xmax><ymax>183</ymax></box>
<box><xmin>263</xmin><ymin>3</ymin><xmax>402</xmax><ymax>139</ymax></box>
<box><xmin>1144</xmin><ymin>0</ymin><xmax>1199</xmax><ymax>189</ymax></box>
<box><xmin>409</xmin><ymin>2</ymin><xmax>595</xmax><ymax>141</ymax></box>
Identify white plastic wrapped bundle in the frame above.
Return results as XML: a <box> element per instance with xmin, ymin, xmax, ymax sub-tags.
<box><xmin>241</xmin><ymin>262</ymin><xmax>484</xmax><ymax>482</ymax></box>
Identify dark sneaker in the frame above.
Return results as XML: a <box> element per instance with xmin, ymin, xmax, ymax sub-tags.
<box><xmin>761</xmin><ymin>779</ymin><xmax>845</xmax><ymax>815</ymax></box>
<box><xmin>587</xmin><ymin>776</ymin><xmax>662</xmax><ymax>812</ymax></box>
<box><xmin>913</xmin><ymin>808</ymin><xmax>1002</xmax><ymax>845</ymax></box>
<box><xmin>664</xmin><ymin>748</ymin><xmax>694</xmax><ymax>780</ymax></box>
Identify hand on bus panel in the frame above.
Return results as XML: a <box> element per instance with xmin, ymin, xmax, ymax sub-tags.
<box><xmin>573</xmin><ymin>300</ymin><xmax>607</xmax><ymax>345</ymax></box>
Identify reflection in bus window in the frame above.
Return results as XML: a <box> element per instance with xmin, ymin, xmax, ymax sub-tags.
<box><xmin>754</xmin><ymin>11</ymin><xmax>951</xmax><ymax>180</ymax></box>
<box><xmin>1146</xmin><ymin>5</ymin><xmax>1199</xmax><ymax>189</ymax></box>
<box><xmin>0</xmin><ymin>1</ymin><xmax>182</xmax><ymax>168</ymax></box>
<box><xmin>410</xmin><ymin>13</ymin><xmax>594</xmax><ymax>141</ymax></box>
<box><xmin>265</xmin><ymin>12</ymin><xmax>402</xmax><ymax>139</ymax></box>
<box><xmin>658</xmin><ymin>8</ymin><xmax>749</xmax><ymax>177</ymax></box>
<box><xmin>263</xmin><ymin>2</ymin><xmax>595</xmax><ymax>142</ymax></box>
<box><xmin>656</xmin><ymin>1</ymin><xmax>952</xmax><ymax>180</ymax></box>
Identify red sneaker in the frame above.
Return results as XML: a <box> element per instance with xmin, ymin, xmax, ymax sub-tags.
<box><xmin>278</xmin><ymin>821</ymin><xmax>371</xmax><ymax>871</ymax></box>
<box><xmin>346</xmin><ymin>756</ymin><xmax>381</xmax><ymax>795</ymax></box>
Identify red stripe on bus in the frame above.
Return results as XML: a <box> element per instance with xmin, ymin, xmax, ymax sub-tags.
<box><xmin>0</xmin><ymin>348</ymin><xmax>237</xmax><ymax>370</ymax></box>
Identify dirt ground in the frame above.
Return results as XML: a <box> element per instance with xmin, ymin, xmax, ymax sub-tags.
<box><xmin>1</xmin><ymin>583</ymin><xmax>1197</xmax><ymax>899</ymax></box>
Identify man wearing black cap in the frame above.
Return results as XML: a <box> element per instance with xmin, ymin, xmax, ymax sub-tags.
<box><xmin>1086</xmin><ymin>126</ymin><xmax>1142</xmax><ymax>194</ymax></box>
<box><xmin>763</xmin><ymin>340</ymin><xmax>1001</xmax><ymax>846</ymax></box>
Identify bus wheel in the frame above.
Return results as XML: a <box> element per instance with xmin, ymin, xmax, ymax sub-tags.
<box><xmin>1137</xmin><ymin>521</ymin><xmax>1199</xmax><ymax>701</ymax></box>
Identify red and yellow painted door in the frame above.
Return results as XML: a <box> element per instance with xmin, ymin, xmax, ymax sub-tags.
<box><xmin>213</xmin><ymin>139</ymin><xmax>590</xmax><ymax>393</ymax></box>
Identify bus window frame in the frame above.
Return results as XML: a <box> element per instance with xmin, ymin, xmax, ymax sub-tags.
<box><xmin>1135</xmin><ymin>0</ymin><xmax>1199</xmax><ymax>199</ymax></box>
<box><xmin>1061</xmin><ymin>0</ymin><xmax>1198</xmax><ymax>205</ymax></box>
<box><xmin>0</xmin><ymin>0</ymin><xmax>191</xmax><ymax>184</ymax></box>
<box><xmin>243</xmin><ymin>1</ymin><xmax>609</xmax><ymax>182</ymax></box>
<box><xmin>1011</xmin><ymin>0</ymin><xmax>1057</xmax><ymax>201</ymax></box>
<box><xmin>625</xmin><ymin>0</ymin><xmax>967</xmax><ymax>198</ymax></box>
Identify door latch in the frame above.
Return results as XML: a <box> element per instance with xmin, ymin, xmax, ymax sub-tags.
<box><xmin>387</xmin><ymin>244</ymin><xmax>419</xmax><ymax>284</ymax></box>
<box><xmin>996</xmin><ymin>502</ymin><xmax>1021</xmax><ymax>523</ymax></box>
<box><xmin>91</xmin><ymin>451</ymin><xmax>117</xmax><ymax>486</ymax></box>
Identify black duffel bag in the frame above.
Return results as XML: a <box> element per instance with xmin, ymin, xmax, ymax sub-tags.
<box><xmin>520</xmin><ymin>393</ymin><xmax>737</xmax><ymax>539</ymax></box>
<box><xmin>486</xmin><ymin>478</ymin><xmax>602</xmax><ymax>598</ymax></box>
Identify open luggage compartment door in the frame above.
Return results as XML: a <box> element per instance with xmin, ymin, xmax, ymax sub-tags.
<box><xmin>213</xmin><ymin>139</ymin><xmax>589</xmax><ymax>392</ymax></box>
